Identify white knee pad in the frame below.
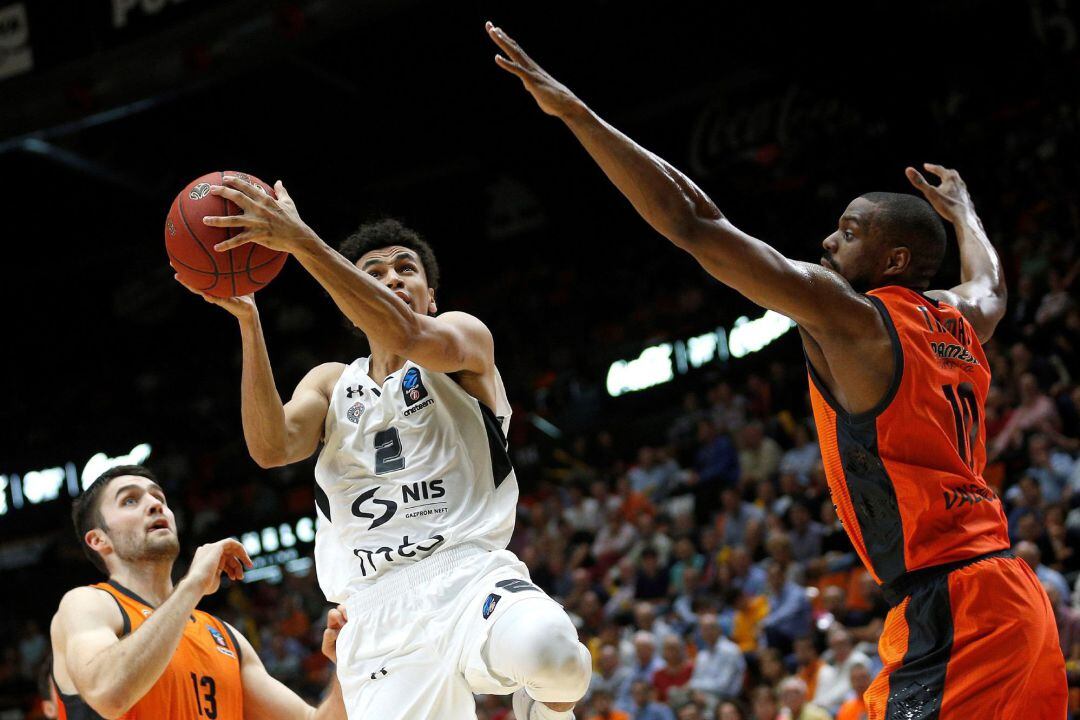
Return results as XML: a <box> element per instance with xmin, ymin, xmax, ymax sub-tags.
<box><xmin>485</xmin><ymin>598</ymin><xmax>591</xmax><ymax>703</ymax></box>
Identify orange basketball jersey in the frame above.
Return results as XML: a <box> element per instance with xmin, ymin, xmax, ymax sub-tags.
<box><xmin>808</xmin><ymin>285</ymin><xmax>1010</xmax><ymax>586</ymax></box>
<box><xmin>56</xmin><ymin>581</ymin><xmax>244</xmax><ymax>720</ymax></box>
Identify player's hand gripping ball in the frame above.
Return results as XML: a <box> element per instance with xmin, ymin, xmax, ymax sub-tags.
<box><xmin>165</xmin><ymin>171</ymin><xmax>287</xmax><ymax>297</ymax></box>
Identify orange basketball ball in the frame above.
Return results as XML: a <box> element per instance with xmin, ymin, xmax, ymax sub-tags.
<box><xmin>165</xmin><ymin>171</ymin><xmax>287</xmax><ymax>297</ymax></box>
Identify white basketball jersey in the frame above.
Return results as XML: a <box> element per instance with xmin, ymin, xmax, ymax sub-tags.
<box><xmin>314</xmin><ymin>358</ymin><xmax>518</xmax><ymax>602</ymax></box>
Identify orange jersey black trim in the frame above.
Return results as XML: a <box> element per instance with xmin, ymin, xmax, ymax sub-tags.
<box><xmin>807</xmin><ymin>285</ymin><xmax>1010</xmax><ymax>586</ymax></box>
<box><xmin>56</xmin><ymin>581</ymin><xmax>244</xmax><ymax>720</ymax></box>
<box><xmin>807</xmin><ymin>287</ymin><xmax>1066</xmax><ymax>719</ymax></box>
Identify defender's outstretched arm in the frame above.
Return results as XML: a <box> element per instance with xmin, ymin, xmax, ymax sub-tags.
<box><xmin>485</xmin><ymin>23</ymin><xmax>873</xmax><ymax>336</ymax></box>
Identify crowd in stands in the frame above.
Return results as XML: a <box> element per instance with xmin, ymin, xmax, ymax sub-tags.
<box><xmin>2</xmin><ymin>62</ymin><xmax>1080</xmax><ymax>720</ymax></box>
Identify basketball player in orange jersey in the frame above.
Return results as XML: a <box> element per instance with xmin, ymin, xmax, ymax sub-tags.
<box><xmin>50</xmin><ymin>464</ymin><xmax>349</xmax><ymax>720</ymax></box>
<box><xmin>486</xmin><ymin>22</ymin><xmax>1067</xmax><ymax>720</ymax></box>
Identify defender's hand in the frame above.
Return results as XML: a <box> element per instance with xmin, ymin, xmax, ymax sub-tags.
<box><xmin>905</xmin><ymin>163</ymin><xmax>975</xmax><ymax>224</ymax></box>
<box><xmin>204</xmin><ymin>177</ymin><xmax>317</xmax><ymax>254</ymax></box>
<box><xmin>322</xmin><ymin>605</ymin><xmax>348</xmax><ymax>664</ymax></box>
<box><xmin>174</xmin><ymin>274</ymin><xmax>258</xmax><ymax>320</ymax></box>
<box><xmin>486</xmin><ymin>22</ymin><xmax>582</xmax><ymax>119</ymax></box>
<box><xmin>183</xmin><ymin>539</ymin><xmax>253</xmax><ymax>597</ymax></box>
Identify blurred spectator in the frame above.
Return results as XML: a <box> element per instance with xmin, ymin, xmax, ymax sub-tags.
<box><xmin>586</xmin><ymin>688</ymin><xmax>630</xmax><ymax>720</ymax></box>
<box><xmin>778</xmin><ymin>425</ymin><xmax>820</xmax><ymax>486</ymax></box>
<box><xmin>750</xmin><ymin>685</ymin><xmax>781</xmax><ymax>720</ymax></box>
<box><xmin>718</xmin><ymin>700</ymin><xmax>751</xmax><ymax>720</ymax></box>
<box><xmin>709</xmin><ymin>383</ymin><xmax>748</xmax><ymax>433</ymax></box>
<box><xmin>778</xmin><ymin>676</ymin><xmax>829</xmax><ymax>720</ymax></box>
<box><xmin>834</xmin><ymin>661</ymin><xmax>872</xmax><ymax>720</ymax></box>
<box><xmin>669</xmin><ymin>537</ymin><xmax>705</xmax><ymax>596</ymax></box>
<box><xmin>629</xmin><ymin>447</ymin><xmax>683</xmax><ymax>501</ymax></box>
<box><xmin>812</xmin><ymin>626</ymin><xmax>871</xmax><ymax>715</ymax></box>
<box><xmin>762</xmin><ymin>564</ymin><xmax>811</xmax><ymax>654</ymax></box>
<box><xmin>1015</xmin><ymin>541</ymin><xmax>1070</xmax><ymax>601</ymax></box>
<box><xmin>727</xmin><ymin>587</ymin><xmax>769</xmax><ymax>654</ymax></box>
<box><xmin>737</xmin><ymin>423</ymin><xmax>782</xmax><ymax>488</ymax></box>
<box><xmin>688</xmin><ymin>613</ymin><xmax>746</xmax><ymax>701</ymax></box>
<box><xmin>587</xmin><ymin>644</ymin><xmax>634</xmax><ymax>711</ymax></box>
<box><xmin>1042</xmin><ymin>583</ymin><xmax>1080</xmax><ymax>665</ymax></box>
<box><xmin>991</xmin><ymin>373</ymin><xmax>1059</xmax><ymax>457</ymax></box>
<box><xmin>675</xmin><ymin>700</ymin><xmax>705</xmax><ymax>720</ymax></box>
<box><xmin>651</xmin><ymin>636</ymin><xmax>695</xmax><ymax>704</ymax></box>
<box><xmin>625</xmin><ymin>680</ymin><xmax>677</xmax><ymax>720</ymax></box>
<box><xmin>635</xmin><ymin>549</ymin><xmax>671</xmax><ymax>601</ymax></box>
<box><xmin>719</xmin><ymin>489</ymin><xmax>766</xmax><ymax>548</ymax></box>
<box><xmin>1021</xmin><ymin>434</ymin><xmax>1075</xmax><ymax>503</ymax></box>
<box><xmin>792</xmin><ymin>637</ymin><xmax>823</xmax><ymax>701</ymax></box>
<box><xmin>628</xmin><ymin>632</ymin><xmax>665</xmax><ymax>686</ymax></box>
<box><xmin>694</xmin><ymin>420</ymin><xmax>741</xmax><ymax>524</ymax></box>
<box><xmin>786</xmin><ymin>504</ymin><xmax>823</xmax><ymax>566</ymax></box>
<box><xmin>626</xmin><ymin>514</ymin><xmax>675</xmax><ymax>567</ymax></box>
<box><xmin>593</xmin><ymin>508</ymin><xmax>640</xmax><ymax>569</ymax></box>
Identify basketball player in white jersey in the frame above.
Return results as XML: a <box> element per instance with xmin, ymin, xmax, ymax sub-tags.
<box><xmin>176</xmin><ymin>188</ymin><xmax>591</xmax><ymax>720</ymax></box>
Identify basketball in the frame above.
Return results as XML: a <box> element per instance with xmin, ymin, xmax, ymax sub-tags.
<box><xmin>165</xmin><ymin>171</ymin><xmax>288</xmax><ymax>297</ymax></box>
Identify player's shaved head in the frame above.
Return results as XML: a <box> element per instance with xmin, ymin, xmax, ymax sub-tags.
<box><xmin>859</xmin><ymin>191</ymin><xmax>946</xmax><ymax>288</ymax></box>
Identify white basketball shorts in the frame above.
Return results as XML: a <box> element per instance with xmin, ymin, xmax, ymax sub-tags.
<box><xmin>335</xmin><ymin>543</ymin><xmax>565</xmax><ymax>720</ymax></box>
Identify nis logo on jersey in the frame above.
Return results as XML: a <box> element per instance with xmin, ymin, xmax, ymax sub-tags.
<box><xmin>351</xmin><ymin>479</ymin><xmax>447</xmax><ymax>530</ymax></box>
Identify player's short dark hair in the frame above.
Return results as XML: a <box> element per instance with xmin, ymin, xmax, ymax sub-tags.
<box><xmin>338</xmin><ymin>218</ymin><xmax>441</xmax><ymax>290</ymax></box>
<box><xmin>72</xmin><ymin>464</ymin><xmax>158</xmax><ymax>575</ymax></box>
<box><xmin>860</xmin><ymin>192</ymin><xmax>946</xmax><ymax>288</ymax></box>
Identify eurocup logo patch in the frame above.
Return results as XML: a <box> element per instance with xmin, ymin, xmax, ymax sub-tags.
<box><xmin>347</xmin><ymin>401</ymin><xmax>365</xmax><ymax>424</ymax></box>
<box><xmin>482</xmin><ymin>593</ymin><xmax>501</xmax><ymax>620</ymax></box>
<box><xmin>188</xmin><ymin>182</ymin><xmax>211</xmax><ymax>200</ymax></box>
<box><xmin>402</xmin><ymin>367</ymin><xmax>428</xmax><ymax>406</ymax></box>
<box><xmin>207</xmin><ymin>625</ymin><xmax>228</xmax><ymax>648</ymax></box>
<box><xmin>207</xmin><ymin>625</ymin><xmax>236</xmax><ymax>658</ymax></box>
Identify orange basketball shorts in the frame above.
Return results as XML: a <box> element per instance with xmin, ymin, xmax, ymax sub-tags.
<box><xmin>865</xmin><ymin>554</ymin><xmax>1066</xmax><ymax>719</ymax></box>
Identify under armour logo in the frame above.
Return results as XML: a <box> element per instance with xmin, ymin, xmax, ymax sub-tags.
<box><xmin>369</xmin><ymin>667</ymin><xmax>388</xmax><ymax>680</ymax></box>
<box><xmin>346</xmin><ymin>385</ymin><xmax>364</xmax><ymax>399</ymax></box>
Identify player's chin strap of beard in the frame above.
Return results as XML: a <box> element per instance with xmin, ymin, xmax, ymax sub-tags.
<box><xmin>486</xmin><ymin>599</ymin><xmax>591</xmax><ymax>718</ymax></box>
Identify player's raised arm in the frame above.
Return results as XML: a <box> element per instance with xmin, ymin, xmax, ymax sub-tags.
<box><xmin>51</xmin><ymin>540</ymin><xmax>251</xmax><ymax>718</ymax></box>
<box><xmin>907</xmin><ymin>164</ymin><xmax>1007</xmax><ymax>341</ymax></box>
<box><xmin>225</xmin><ymin>606</ymin><xmax>348</xmax><ymax>720</ymax></box>
<box><xmin>485</xmin><ymin>22</ymin><xmax>875</xmax><ymax>335</ymax></box>
<box><xmin>173</xmin><ymin>282</ymin><xmax>341</xmax><ymax>469</ymax></box>
<box><xmin>202</xmin><ymin>181</ymin><xmax>495</xmax><ymax>378</ymax></box>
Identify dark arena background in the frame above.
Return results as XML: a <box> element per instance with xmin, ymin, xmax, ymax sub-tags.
<box><xmin>2</xmin><ymin>1</ymin><xmax>1079</xmax><ymax>718</ymax></box>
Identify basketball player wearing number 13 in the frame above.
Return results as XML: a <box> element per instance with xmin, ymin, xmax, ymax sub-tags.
<box><xmin>176</xmin><ymin>206</ymin><xmax>592</xmax><ymax>714</ymax></box>
<box><xmin>485</xmin><ymin>21</ymin><xmax>1067</xmax><ymax>720</ymax></box>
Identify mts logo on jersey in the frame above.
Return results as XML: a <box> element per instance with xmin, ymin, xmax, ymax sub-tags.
<box><xmin>351</xmin><ymin>479</ymin><xmax>447</xmax><ymax>529</ymax></box>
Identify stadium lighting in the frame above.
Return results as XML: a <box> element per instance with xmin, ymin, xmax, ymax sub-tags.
<box><xmin>728</xmin><ymin>311</ymin><xmax>796</xmax><ymax>359</ymax></box>
<box><xmin>605</xmin><ymin>311</ymin><xmax>794</xmax><ymax>397</ymax></box>
<box><xmin>81</xmin><ymin>443</ymin><xmax>152</xmax><ymax>489</ymax></box>
<box><xmin>606</xmin><ymin>343</ymin><xmax>675</xmax><ymax>397</ymax></box>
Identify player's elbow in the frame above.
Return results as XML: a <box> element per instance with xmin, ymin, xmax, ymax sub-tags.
<box><xmin>665</xmin><ymin>213</ymin><xmax>714</xmax><ymax>250</ymax></box>
<box><xmin>84</xmin><ymin>688</ymin><xmax>134</xmax><ymax>720</ymax></box>
<box><xmin>249</xmin><ymin>444</ymin><xmax>289</xmax><ymax>469</ymax></box>
<box><xmin>974</xmin><ymin>289</ymin><xmax>1008</xmax><ymax>342</ymax></box>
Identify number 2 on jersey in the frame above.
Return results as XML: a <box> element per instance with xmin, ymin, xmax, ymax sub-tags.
<box><xmin>942</xmin><ymin>382</ymin><xmax>979</xmax><ymax>469</ymax></box>
<box><xmin>374</xmin><ymin>427</ymin><xmax>406</xmax><ymax>474</ymax></box>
